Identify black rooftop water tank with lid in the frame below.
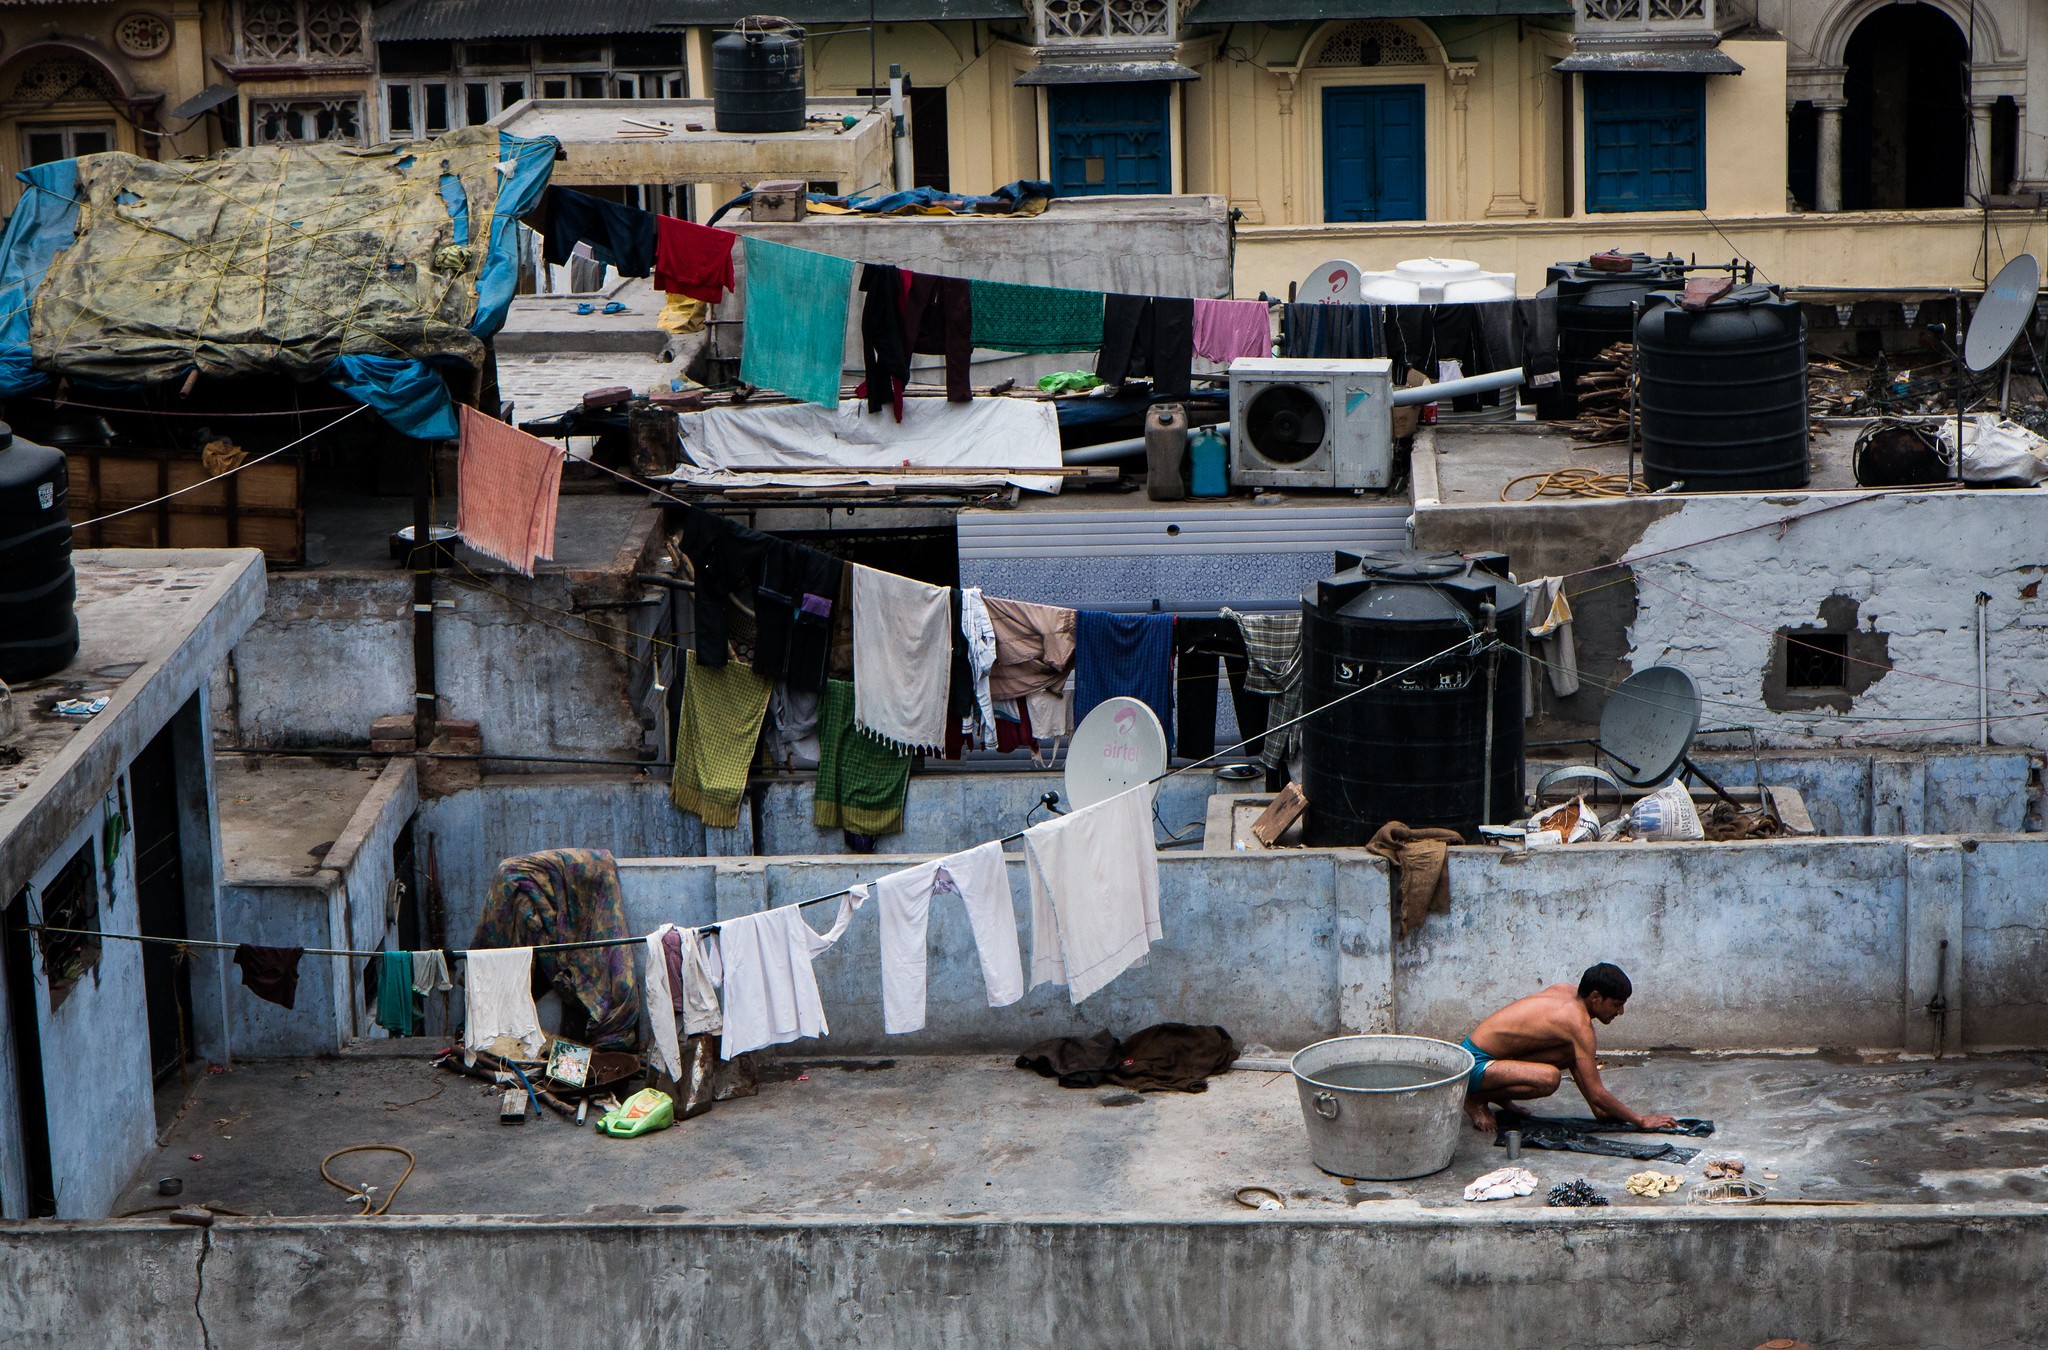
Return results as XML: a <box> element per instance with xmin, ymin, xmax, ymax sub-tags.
<box><xmin>1298</xmin><ymin>550</ymin><xmax>1525</xmax><ymax>846</ymax></box>
<box><xmin>0</xmin><ymin>422</ymin><xmax>79</xmax><ymax>682</ymax></box>
<box><xmin>1636</xmin><ymin>283</ymin><xmax>1809</xmax><ymax>491</ymax></box>
<box><xmin>713</xmin><ymin>18</ymin><xmax>806</xmax><ymax>134</ymax></box>
<box><xmin>1534</xmin><ymin>251</ymin><xmax>1684</xmax><ymax>420</ymax></box>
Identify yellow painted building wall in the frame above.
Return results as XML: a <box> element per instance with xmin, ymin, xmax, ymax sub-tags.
<box><xmin>0</xmin><ymin>2</ymin><xmax>220</xmax><ymax>210</ymax></box>
<box><xmin>1567</xmin><ymin>36</ymin><xmax>1789</xmax><ymax>220</ymax></box>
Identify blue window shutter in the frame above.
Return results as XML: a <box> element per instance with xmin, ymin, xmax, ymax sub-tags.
<box><xmin>1584</xmin><ymin>74</ymin><xmax>1705</xmax><ymax>212</ymax></box>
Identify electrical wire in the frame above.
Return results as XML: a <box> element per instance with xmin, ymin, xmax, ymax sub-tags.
<box><xmin>67</xmin><ymin>403</ymin><xmax>368</xmax><ymax>530</ymax></box>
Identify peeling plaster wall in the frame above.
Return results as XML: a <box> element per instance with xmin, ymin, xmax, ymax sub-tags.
<box><xmin>214</xmin><ymin>569</ymin><xmax>656</xmax><ymax>765</ymax></box>
<box><xmin>1624</xmin><ymin>492</ymin><xmax>2048</xmax><ymax>751</ymax></box>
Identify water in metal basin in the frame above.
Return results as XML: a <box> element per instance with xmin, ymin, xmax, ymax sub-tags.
<box><xmin>1312</xmin><ymin>1062</ymin><xmax>1441</xmax><ymax>1091</ymax></box>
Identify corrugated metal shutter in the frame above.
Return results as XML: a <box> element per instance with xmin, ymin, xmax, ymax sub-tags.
<box><xmin>957</xmin><ymin>502</ymin><xmax>1409</xmax><ymax>611</ymax></box>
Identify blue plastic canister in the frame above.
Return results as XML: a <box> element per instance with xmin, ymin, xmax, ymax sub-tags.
<box><xmin>1188</xmin><ymin>427</ymin><xmax>1229</xmax><ymax>497</ymax></box>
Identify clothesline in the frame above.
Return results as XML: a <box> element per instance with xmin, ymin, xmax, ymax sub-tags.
<box><xmin>21</xmin><ymin>632</ymin><xmax>1492</xmax><ymax>964</ymax></box>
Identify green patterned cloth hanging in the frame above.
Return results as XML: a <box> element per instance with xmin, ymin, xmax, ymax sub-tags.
<box><xmin>969</xmin><ymin>279</ymin><xmax>1105</xmax><ymax>354</ymax></box>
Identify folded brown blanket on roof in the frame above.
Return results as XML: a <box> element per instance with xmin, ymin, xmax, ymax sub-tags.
<box><xmin>1016</xmin><ymin>1023</ymin><xmax>1239</xmax><ymax>1093</ymax></box>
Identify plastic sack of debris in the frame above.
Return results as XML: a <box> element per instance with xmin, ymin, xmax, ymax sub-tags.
<box><xmin>1937</xmin><ymin>414</ymin><xmax>2048</xmax><ymax>487</ymax></box>
<box><xmin>1522</xmin><ymin>796</ymin><xmax>1599</xmax><ymax>847</ymax></box>
<box><xmin>1628</xmin><ymin>780</ymin><xmax>1704</xmax><ymax>841</ymax></box>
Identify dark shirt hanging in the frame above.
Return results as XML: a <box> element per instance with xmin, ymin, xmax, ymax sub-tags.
<box><xmin>679</xmin><ymin>505</ymin><xmax>772</xmax><ymax>668</ymax></box>
<box><xmin>1280</xmin><ymin>302</ymin><xmax>1381</xmax><ymax>359</ymax></box>
<box><xmin>858</xmin><ymin>263</ymin><xmax>912</xmax><ymax>419</ymax></box>
<box><xmin>532</xmin><ymin>187</ymin><xmax>657</xmax><ymax>278</ymax></box>
<box><xmin>904</xmin><ymin>271</ymin><xmax>973</xmax><ymax>402</ymax></box>
<box><xmin>753</xmin><ymin>542</ymin><xmax>843</xmax><ymax>693</ymax></box>
<box><xmin>1096</xmin><ymin>295</ymin><xmax>1194</xmax><ymax>401</ymax></box>
<box><xmin>232</xmin><ymin>944</ymin><xmax>305</xmax><ymax>1010</ymax></box>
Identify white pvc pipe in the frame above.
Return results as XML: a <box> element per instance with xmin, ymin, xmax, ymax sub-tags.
<box><xmin>1390</xmin><ymin>366</ymin><xmax>1525</xmax><ymax>407</ymax></box>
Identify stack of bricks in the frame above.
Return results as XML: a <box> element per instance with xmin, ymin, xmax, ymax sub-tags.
<box><xmin>372</xmin><ymin>713</ymin><xmax>482</xmax><ymax>796</ymax></box>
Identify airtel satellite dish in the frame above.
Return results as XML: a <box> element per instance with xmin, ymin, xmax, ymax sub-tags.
<box><xmin>1597</xmin><ymin>666</ymin><xmax>1701</xmax><ymax>788</ymax></box>
<box><xmin>1966</xmin><ymin>252</ymin><xmax>2040</xmax><ymax>373</ymax></box>
<box><xmin>1064</xmin><ymin>696</ymin><xmax>1168</xmax><ymax>810</ymax></box>
<box><xmin>1299</xmin><ymin>259</ymin><xmax>1364</xmax><ymax>305</ymax></box>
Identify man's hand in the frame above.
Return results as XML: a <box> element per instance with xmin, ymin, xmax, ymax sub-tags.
<box><xmin>1637</xmin><ymin>1112</ymin><xmax>1679</xmax><ymax>1131</ymax></box>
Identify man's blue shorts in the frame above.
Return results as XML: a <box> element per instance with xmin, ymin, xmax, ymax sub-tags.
<box><xmin>1460</xmin><ymin>1036</ymin><xmax>1494</xmax><ymax>1091</ymax></box>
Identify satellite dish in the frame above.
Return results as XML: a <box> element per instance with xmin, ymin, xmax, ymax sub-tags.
<box><xmin>1597</xmin><ymin>666</ymin><xmax>1701</xmax><ymax>788</ymax></box>
<box><xmin>1065</xmin><ymin>696</ymin><xmax>1168</xmax><ymax>810</ymax></box>
<box><xmin>1965</xmin><ymin>252</ymin><xmax>2040</xmax><ymax>373</ymax></box>
<box><xmin>1299</xmin><ymin>259</ymin><xmax>1364</xmax><ymax>305</ymax></box>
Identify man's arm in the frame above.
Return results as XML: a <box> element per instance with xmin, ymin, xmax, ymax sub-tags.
<box><xmin>1567</xmin><ymin>1036</ymin><xmax>1678</xmax><ymax>1130</ymax></box>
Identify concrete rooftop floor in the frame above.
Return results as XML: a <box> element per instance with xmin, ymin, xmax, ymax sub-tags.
<box><xmin>1426</xmin><ymin>421</ymin><xmax>1871</xmax><ymax>507</ymax></box>
<box><xmin>216</xmin><ymin>757</ymin><xmax>385</xmax><ymax>881</ymax></box>
<box><xmin>125</xmin><ymin>1049</ymin><xmax>2048</xmax><ymax>1221</ymax></box>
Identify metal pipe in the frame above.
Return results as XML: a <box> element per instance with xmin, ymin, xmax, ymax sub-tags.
<box><xmin>1389</xmin><ymin>366</ymin><xmax>1524</xmax><ymax>407</ymax></box>
<box><xmin>1978</xmin><ymin>591</ymin><xmax>1991</xmax><ymax>746</ymax></box>
<box><xmin>1063</xmin><ymin>435</ymin><xmax>1149</xmax><ymax>465</ymax></box>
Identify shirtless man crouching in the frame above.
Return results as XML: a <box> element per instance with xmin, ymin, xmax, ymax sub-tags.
<box><xmin>1458</xmin><ymin>963</ymin><xmax>1678</xmax><ymax>1133</ymax></box>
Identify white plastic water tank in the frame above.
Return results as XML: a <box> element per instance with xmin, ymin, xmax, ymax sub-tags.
<box><xmin>1353</xmin><ymin>257</ymin><xmax>1516</xmax><ymax>305</ymax></box>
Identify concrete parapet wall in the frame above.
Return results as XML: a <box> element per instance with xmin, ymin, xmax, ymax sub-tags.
<box><xmin>603</xmin><ymin>834</ymin><xmax>2048</xmax><ymax>1056</ymax></box>
<box><xmin>7</xmin><ymin>1208</ymin><xmax>2047</xmax><ymax>1349</ymax></box>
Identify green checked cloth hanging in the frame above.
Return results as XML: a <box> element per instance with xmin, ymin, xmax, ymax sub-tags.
<box><xmin>672</xmin><ymin>651</ymin><xmax>774</xmax><ymax>829</ymax></box>
<box><xmin>969</xmin><ymin>279</ymin><xmax>1105</xmax><ymax>354</ymax></box>
<box><xmin>814</xmin><ymin>678</ymin><xmax>913</xmax><ymax>836</ymax></box>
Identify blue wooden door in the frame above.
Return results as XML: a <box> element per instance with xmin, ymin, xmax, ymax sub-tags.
<box><xmin>1323</xmin><ymin>86</ymin><xmax>1426</xmax><ymax>222</ymax></box>
<box><xmin>1048</xmin><ymin>83</ymin><xmax>1170</xmax><ymax>196</ymax></box>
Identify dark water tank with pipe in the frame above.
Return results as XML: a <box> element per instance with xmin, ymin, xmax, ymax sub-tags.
<box><xmin>713</xmin><ymin>19</ymin><xmax>806</xmax><ymax>134</ymax></box>
<box><xmin>1298</xmin><ymin>550</ymin><xmax>1525</xmax><ymax>846</ymax></box>
<box><xmin>1636</xmin><ymin>284</ymin><xmax>1809</xmax><ymax>491</ymax></box>
<box><xmin>1533</xmin><ymin>251</ymin><xmax>1684</xmax><ymax>420</ymax></box>
<box><xmin>0</xmin><ymin>423</ymin><xmax>79</xmax><ymax>682</ymax></box>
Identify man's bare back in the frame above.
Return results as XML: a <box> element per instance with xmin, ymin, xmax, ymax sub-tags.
<box><xmin>1460</xmin><ymin>966</ymin><xmax>1679</xmax><ymax>1133</ymax></box>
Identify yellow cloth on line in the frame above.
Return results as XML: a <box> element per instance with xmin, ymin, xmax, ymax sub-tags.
<box><xmin>671</xmin><ymin>651</ymin><xmax>773</xmax><ymax>829</ymax></box>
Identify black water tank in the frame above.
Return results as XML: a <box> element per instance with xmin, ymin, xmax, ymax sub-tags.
<box><xmin>1298</xmin><ymin>550</ymin><xmax>1525</xmax><ymax>846</ymax></box>
<box><xmin>713</xmin><ymin>19</ymin><xmax>806</xmax><ymax>134</ymax></box>
<box><xmin>1534</xmin><ymin>252</ymin><xmax>1683</xmax><ymax>420</ymax></box>
<box><xmin>0</xmin><ymin>423</ymin><xmax>79</xmax><ymax>682</ymax></box>
<box><xmin>1637</xmin><ymin>284</ymin><xmax>1809</xmax><ymax>491</ymax></box>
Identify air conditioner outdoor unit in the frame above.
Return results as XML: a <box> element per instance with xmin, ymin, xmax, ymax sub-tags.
<box><xmin>1228</xmin><ymin>357</ymin><xmax>1395</xmax><ymax>490</ymax></box>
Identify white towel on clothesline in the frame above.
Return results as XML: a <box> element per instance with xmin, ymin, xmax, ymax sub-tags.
<box><xmin>852</xmin><ymin>563</ymin><xmax>953</xmax><ymax>753</ymax></box>
<box><xmin>1026</xmin><ymin>784</ymin><xmax>1162</xmax><ymax>1004</ymax></box>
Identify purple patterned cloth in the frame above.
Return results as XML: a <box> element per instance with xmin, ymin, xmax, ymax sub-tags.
<box><xmin>471</xmin><ymin>848</ymin><xmax>641</xmax><ymax>1049</ymax></box>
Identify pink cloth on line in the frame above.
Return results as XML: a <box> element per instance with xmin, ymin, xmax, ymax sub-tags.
<box><xmin>1191</xmin><ymin>298</ymin><xmax>1274</xmax><ymax>364</ymax></box>
<box><xmin>457</xmin><ymin>405</ymin><xmax>563</xmax><ymax>576</ymax></box>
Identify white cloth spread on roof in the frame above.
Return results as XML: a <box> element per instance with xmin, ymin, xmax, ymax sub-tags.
<box><xmin>874</xmin><ymin>842</ymin><xmax>1022</xmax><ymax>1035</ymax></box>
<box><xmin>1026</xmin><ymin>785</ymin><xmax>1162</xmax><ymax>1004</ymax></box>
<box><xmin>672</xmin><ymin>397</ymin><xmax>1064</xmax><ymax>492</ymax></box>
<box><xmin>463</xmin><ymin>947</ymin><xmax>545</xmax><ymax>1059</ymax></box>
<box><xmin>642</xmin><ymin>924</ymin><xmax>684</xmax><ymax>1081</ymax></box>
<box><xmin>958</xmin><ymin>587</ymin><xmax>1000</xmax><ymax>745</ymax></box>
<box><xmin>680</xmin><ymin>926</ymin><xmax>724</xmax><ymax>1037</ymax></box>
<box><xmin>717</xmin><ymin>892</ymin><xmax>861</xmax><ymax>1060</ymax></box>
<box><xmin>852</xmin><ymin>564</ymin><xmax>953</xmax><ymax>753</ymax></box>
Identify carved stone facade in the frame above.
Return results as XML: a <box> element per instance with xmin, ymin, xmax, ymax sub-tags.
<box><xmin>235</xmin><ymin>0</ymin><xmax>365</xmax><ymax>66</ymax></box>
<box><xmin>1310</xmin><ymin>21</ymin><xmax>1431</xmax><ymax>69</ymax></box>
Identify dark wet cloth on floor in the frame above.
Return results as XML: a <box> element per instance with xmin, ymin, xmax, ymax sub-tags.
<box><xmin>1016</xmin><ymin>1023</ymin><xmax>1238</xmax><ymax>1093</ymax></box>
<box><xmin>1493</xmin><ymin>1108</ymin><xmax>1713</xmax><ymax>1163</ymax></box>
